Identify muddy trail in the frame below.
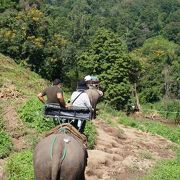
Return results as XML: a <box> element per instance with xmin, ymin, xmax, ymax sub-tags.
<box><xmin>0</xmin><ymin>103</ymin><xmax>176</xmax><ymax>180</ymax></box>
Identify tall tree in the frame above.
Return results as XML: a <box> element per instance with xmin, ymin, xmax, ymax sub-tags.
<box><xmin>131</xmin><ymin>36</ymin><xmax>180</xmax><ymax>102</ymax></box>
<box><xmin>78</xmin><ymin>28</ymin><xmax>141</xmax><ymax>110</ymax></box>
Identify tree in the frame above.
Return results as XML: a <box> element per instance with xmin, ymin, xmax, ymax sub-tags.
<box><xmin>78</xmin><ymin>28</ymin><xmax>141</xmax><ymax>110</ymax></box>
<box><xmin>131</xmin><ymin>36</ymin><xmax>180</xmax><ymax>103</ymax></box>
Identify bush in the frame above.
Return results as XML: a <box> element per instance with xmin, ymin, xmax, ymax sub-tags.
<box><xmin>6</xmin><ymin>150</ymin><xmax>34</xmax><ymax>180</ymax></box>
<box><xmin>18</xmin><ymin>98</ymin><xmax>54</xmax><ymax>133</ymax></box>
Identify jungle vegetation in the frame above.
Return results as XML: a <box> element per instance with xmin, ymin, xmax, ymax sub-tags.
<box><xmin>0</xmin><ymin>0</ymin><xmax>179</xmax><ymax>110</ymax></box>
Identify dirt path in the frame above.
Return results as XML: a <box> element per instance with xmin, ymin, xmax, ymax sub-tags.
<box><xmin>85</xmin><ymin>119</ymin><xmax>175</xmax><ymax>180</ymax></box>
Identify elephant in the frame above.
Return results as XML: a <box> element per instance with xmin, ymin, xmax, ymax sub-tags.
<box><xmin>85</xmin><ymin>87</ymin><xmax>103</xmax><ymax>119</ymax></box>
<box><xmin>33</xmin><ymin>125</ymin><xmax>87</xmax><ymax>180</ymax></box>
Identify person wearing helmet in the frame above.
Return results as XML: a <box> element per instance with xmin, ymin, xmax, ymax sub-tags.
<box><xmin>84</xmin><ymin>75</ymin><xmax>103</xmax><ymax>118</ymax></box>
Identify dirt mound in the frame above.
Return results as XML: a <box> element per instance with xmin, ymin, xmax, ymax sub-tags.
<box><xmin>0</xmin><ymin>83</ymin><xmax>22</xmax><ymax>100</ymax></box>
<box><xmin>85</xmin><ymin>119</ymin><xmax>175</xmax><ymax>180</ymax></box>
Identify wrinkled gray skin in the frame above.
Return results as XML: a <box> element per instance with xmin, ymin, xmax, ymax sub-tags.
<box><xmin>86</xmin><ymin>87</ymin><xmax>103</xmax><ymax>119</ymax></box>
<box><xmin>33</xmin><ymin>133</ymin><xmax>87</xmax><ymax>180</ymax></box>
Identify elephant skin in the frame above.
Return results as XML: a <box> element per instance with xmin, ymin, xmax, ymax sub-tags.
<box><xmin>86</xmin><ymin>87</ymin><xmax>103</xmax><ymax>118</ymax></box>
<box><xmin>33</xmin><ymin>133</ymin><xmax>87</xmax><ymax>180</ymax></box>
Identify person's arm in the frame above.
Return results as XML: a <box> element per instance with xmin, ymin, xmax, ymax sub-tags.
<box><xmin>57</xmin><ymin>92</ymin><xmax>66</xmax><ymax>108</ymax></box>
<box><xmin>97</xmin><ymin>90</ymin><xmax>103</xmax><ymax>97</ymax></box>
<box><xmin>37</xmin><ymin>93</ymin><xmax>45</xmax><ymax>104</ymax></box>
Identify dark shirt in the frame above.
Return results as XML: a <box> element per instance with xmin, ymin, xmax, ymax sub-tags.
<box><xmin>41</xmin><ymin>86</ymin><xmax>63</xmax><ymax>104</ymax></box>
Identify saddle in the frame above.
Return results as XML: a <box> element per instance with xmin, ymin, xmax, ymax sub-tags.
<box><xmin>44</xmin><ymin>123</ymin><xmax>87</xmax><ymax>145</ymax></box>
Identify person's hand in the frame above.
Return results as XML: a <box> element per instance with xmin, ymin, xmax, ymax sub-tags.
<box><xmin>65</xmin><ymin>103</ymin><xmax>72</xmax><ymax>108</ymax></box>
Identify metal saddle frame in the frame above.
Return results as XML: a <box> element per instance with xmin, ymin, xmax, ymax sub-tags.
<box><xmin>44</xmin><ymin>103</ymin><xmax>92</xmax><ymax>132</ymax></box>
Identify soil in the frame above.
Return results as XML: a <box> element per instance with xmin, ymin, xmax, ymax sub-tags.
<box><xmin>85</xmin><ymin>119</ymin><xmax>175</xmax><ymax>180</ymax></box>
<box><xmin>0</xmin><ymin>101</ymin><xmax>177</xmax><ymax>180</ymax></box>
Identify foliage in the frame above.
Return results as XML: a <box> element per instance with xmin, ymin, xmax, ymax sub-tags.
<box><xmin>0</xmin><ymin>0</ymin><xmax>17</xmax><ymax>12</ymax></box>
<box><xmin>6</xmin><ymin>150</ymin><xmax>34</xmax><ymax>180</ymax></box>
<box><xmin>18</xmin><ymin>98</ymin><xmax>54</xmax><ymax>133</ymax></box>
<box><xmin>131</xmin><ymin>36</ymin><xmax>180</xmax><ymax>103</ymax></box>
<box><xmin>84</xmin><ymin>120</ymin><xmax>97</xmax><ymax>149</ymax></box>
<box><xmin>0</xmin><ymin>7</ymin><xmax>69</xmax><ymax>80</ymax></box>
<box><xmin>0</xmin><ymin>0</ymin><xmax>179</xmax><ymax>107</ymax></box>
<box><xmin>78</xmin><ymin>28</ymin><xmax>141</xmax><ymax>110</ymax></box>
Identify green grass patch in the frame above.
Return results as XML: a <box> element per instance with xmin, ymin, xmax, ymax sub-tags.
<box><xmin>18</xmin><ymin>98</ymin><xmax>54</xmax><ymax>133</ymax></box>
<box><xmin>6</xmin><ymin>150</ymin><xmax>34</xmax><ymax>180</ymax></box>
<box><xmin>0</xmin><ymin>106</ymin><xmax>12</xmax><ymax>158</ymax></box>
<box><xmin>142</xmin><ymin>100</ymin><xmax>180</xmax><ymax>121</ymax></box>
<box><xmin>141</xmin><ymin>149</ymin><xmax>180</xmax><ymax>180</ymax></box>
<box><xmin>0</xmin><ymin>106</ymin><xmax>5</xmax><ymax>130</ymax></box>
<box><xmin>84</xmin><ymin>121</ymin><xmax>97</xmax><ymax>149</ymax></box>
<box><xmin>118</xmin><ymin>115</ymin><xmax>180</xmax><ymax>144</ymax></box>
<box><xmin>0</xmin><ymin>130</ymin><xmax>12</xmax><ymax>158</ymax></box>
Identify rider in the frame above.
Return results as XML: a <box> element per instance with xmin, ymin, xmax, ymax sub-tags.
<box><xmin>84</xmin><ymin>75</ymin><xmax>103</xmax><ymax>118</ymax></box>
<box><xmin>37</xmin><ymin>78</ymin><xmax>67</xmax><ymax>108</ymax></box>
<box><xmin>71</xmin><ymin>80</ymin><xmax>92</xmax><ymax>132</ymax></box>
<box><xmin>71</xmin><ymin>80</ymin><xmax>92</xmax><ymax>111</ymax></box>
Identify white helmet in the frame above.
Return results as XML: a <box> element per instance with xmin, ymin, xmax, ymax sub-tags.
<box><xmin>84</xmin><ymin>75</ymin><xmax>92</xmax><ymax>81</ymax></box>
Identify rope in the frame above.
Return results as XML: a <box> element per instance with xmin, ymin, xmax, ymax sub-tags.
<box><xmin>50</xmin><ymin>135</ymin><xmax>57</xmax><ymax>160</ymax></box>
<box><xmin>61</xmin><ymin>142</ymin><xmax>67</xmax><ymax>161</ymax></box>
<box><xmin>142</xmin><ymin>109</ymin><xmax>179</xmax><ymax>114</ymax></box>
<box><xmin>50</xmin><ymin>134</ymin><xmax>67</xmax><ymax>161</ymax></box>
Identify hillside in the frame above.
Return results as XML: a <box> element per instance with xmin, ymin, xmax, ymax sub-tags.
<box><xmin>0</xmin><ymin>54</ymin><xmax>48</xmax><ymax>179</ymax></box>
<box><xmin>0</xmin><ymin>53</ymin><xmax>48</xmax><ymax>99</ymax></box>
<box><xmin>0</xmin><ymin>55</ymin><xmax>179</xmax><ymax>180</ymax></box>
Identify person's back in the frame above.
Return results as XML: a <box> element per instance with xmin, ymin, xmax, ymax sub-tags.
<box><xmin>37</xmin><ymin>79</ymin><xmax>66</xmax><ymax>108</ymax></box>
<box><xmin>70</xmin><ymin>80</ymin><xmax>92</xmax><ymax>133</ymax></box>
<box><xmin>43</xmin><ymin>86</ymin><xmax>62</xmax><ymax>104</ymax></box>
<box><xmin>71</xmin><ymin>80</ymin><xmax>92</xmax><ymax>110</ymax></box>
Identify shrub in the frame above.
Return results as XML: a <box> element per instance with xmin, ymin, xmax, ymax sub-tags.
<box><xmin>84</xmin><ymin>121</ymin><xmax>97</xmax><ymax>149</ymax></box>
<box><xmin>6</xmin><ymin>150</ymin><xmax>34</xmax><ymax>180</ymax></box>
<box><xmin>18</xmin><ymin>98</ymin><xmax>54</xmax><ymax>133</ymax></box>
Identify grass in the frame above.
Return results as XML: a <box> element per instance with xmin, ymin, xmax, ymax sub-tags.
<box><xmin>0</xmin><ymin>130</ymin><xmax>12</xmax><ymax>158</ymax></box>
<box><xmin>84</xmin><ymin>121</ymin><xmax>97</xmax><ymax>149</ymax></box>
<box><xmin>18</xmin><ymin>98</ymin><xmax>55</xmax><ymax>133</ymax></box>
<box><xmin>0</xmin><ymin>106</ymin><xmax>12</xmax><ymax>158</ymax></box>
<box><xmin>142</xmin><ymin>100</ymin><xmax>180</xmax><ymax>121</ymax></box>
<box><xmin>99</xmin><ymin>103</ymin><xmax>180</xmax><ymax>144</ymax></box>
<box><xmin>98</xmin><ymin>103</ymin><xmax>180</xmax><ymax>180</ymax></box>
<box><xmin>141</xmin><ymin>149</ymin><xmax>180</xmax><ymax>180</ymax></box>
<box><xmin>0</xmin><ymin>53</ymin><xmax>48</xmax><ymax>98</ymax></box>
<box><xmin>6</xmin><ymin>150</ymin><xmax>34</xmax><ymax>180</ymax></box>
